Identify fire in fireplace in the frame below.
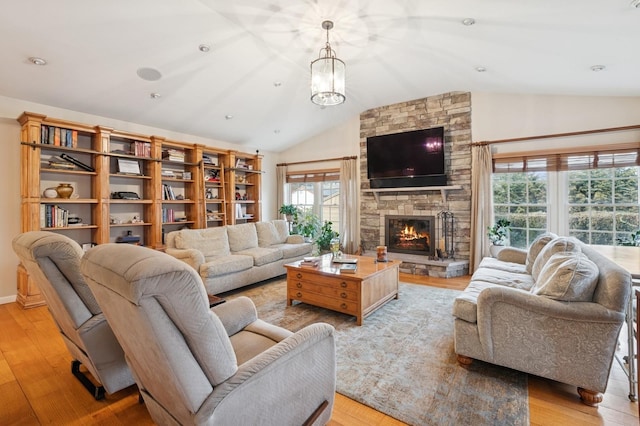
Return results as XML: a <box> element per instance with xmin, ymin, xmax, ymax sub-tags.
<box><xmin>385</xmin><ymin>215</ymin><xmax>435</xmax><ymax>256</ymax></box>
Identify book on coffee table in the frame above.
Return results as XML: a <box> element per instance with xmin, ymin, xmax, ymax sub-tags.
<box><xmin>339</xmin><ymin>263</ymin><xmax>357</xmax><ymax>274</ymax></box>
<box><xmin>332</xmin><ymin>258</ymin><xmax>358</xmax><ymax>264</ymax></box>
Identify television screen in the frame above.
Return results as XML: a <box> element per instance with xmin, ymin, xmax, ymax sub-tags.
<box><xmin>366</xmin><ymin>127</ymin><xmax>445</xmax><ymax>180</ymax></box>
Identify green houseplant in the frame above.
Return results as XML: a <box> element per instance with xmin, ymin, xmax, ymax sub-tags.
<box><xmin>315</xmin><ymin>221</ymin><xmax>339</xmax><ymax>253</ymax></box>
<box><xmin>296</xmin><ymin>210</ymin><xmax>321</xmax><ymax>241</ymax></box>
<box><xmin>278</xmin><ymin>204</ymin><xmax>299</xmax><ymax>222</ymax></box>
<box><xmin>487</xmin><ymin>219</ymin><xmax>511</xmax><ymax>246</ymax></box>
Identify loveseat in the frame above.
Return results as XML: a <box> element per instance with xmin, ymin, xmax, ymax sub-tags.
<box><xmin>453</xmin><ymin>234</ymin><xmax>631</xmax><ymax>405</ymax></box>
<box><xmin>165</xmin><ymin>220</ymin><xmax>313</xmax><ymax>294</ymax></box>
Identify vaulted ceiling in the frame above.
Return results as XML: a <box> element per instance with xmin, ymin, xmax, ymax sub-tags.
<box><xmin>1</xmin><ymin>1</ymin><xmax>638</xmax><ymax>152</ymax></box>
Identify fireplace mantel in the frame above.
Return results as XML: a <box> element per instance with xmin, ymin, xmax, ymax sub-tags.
<box><xmin>363</xmin><ymin>185</ymin><xmax>462</xmax><ymax>203</ymax></box>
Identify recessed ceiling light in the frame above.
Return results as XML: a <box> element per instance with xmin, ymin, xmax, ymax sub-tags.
<box><xmin>590</xmin><ymin>65</ymin><xmax>606</xmax><ymax>72</ymax></box>
<box><xmin>274</xmin><ymin>129</ymin><xmax>281</xmax><ymax>134</ymax></box>
<box><xmin>29</xmin><ymin>57</ymin><xmax>47</xmax><ymax>66</ymax></box>
<box><xmin>137</xmin><ymin>67</ymin><xmax>162</xmax><ymax>81</ymax></box>
<box><xmin>631</xmin><ymin>0</ymin><xmax>640</xmax><ymax>8</ymax></box>
<box><xmin>475</xmin><ymin>66</ymin><xmax>487</xmax><ymax>72</ymax></box>
<box><xmin>198</xmin><ymin>44</ymin><xmax>211</xmax><ymax>53</ymax></box>
<box><xmin>462</xmin><ymin>18</ymin><xmax>476</xmax><ymax>26</ymax></box>
<box><xmin>273</xmin><ymin>81</ymin><xmax>282</xmax><ymax>87</ymax></box>
<box><xmin>150</xmin><ymin>93</ymin><xmax>161</xmax><ymax>99</ymax></box>
<box><xmin>225</xmin><ymin>115</ymin><xmax>233</xmax><ymax>120</ymax></box>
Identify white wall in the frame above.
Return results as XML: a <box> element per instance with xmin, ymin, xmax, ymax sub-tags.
<box><xmin>471</xmin><ymin>93</ymin><xmax>640</xmax><ymax>154</ymax></box>
<box><xmin>0</xmin><ymin>95</ymin><xmax>275</xmax><ymax>302</ymax></box>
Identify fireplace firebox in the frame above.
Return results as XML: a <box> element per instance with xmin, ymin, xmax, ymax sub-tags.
<box><xmin>385</xmin><ymin>215</ymin><xmax>435</xmax><ymax>257</ymax></box>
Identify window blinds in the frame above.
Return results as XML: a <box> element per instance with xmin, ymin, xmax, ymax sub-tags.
<box><xmin>492</xmin><ymin>146</ymin><xmax>640</xmax><ymax>173</ymax></box>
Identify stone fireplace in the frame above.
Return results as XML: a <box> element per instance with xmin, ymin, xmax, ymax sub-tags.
<box><xmin>385</xmin><ymin>215</ymin><xmax>435</xmax><ymax>257</ymax></box>
<box><xmin>359</xmin><ymin>91</ymin><xmax>472</xmax><ymax>277</ymax></box>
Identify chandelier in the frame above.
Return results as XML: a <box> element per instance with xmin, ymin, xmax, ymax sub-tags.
<box><xmin>310</xmin><ymin>20</ymin><xmax>346</xmax><ymax>106</ymax></box>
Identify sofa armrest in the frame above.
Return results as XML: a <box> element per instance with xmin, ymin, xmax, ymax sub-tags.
<box><xmin>495</xmin><ymin>247</ymin><xmax>527</xmax><ymax>264</ymax></box>
<box><xmin>205</xmin><ymin>322</ymin><xmax>335</xmax><ymax>422</ymax></box>
<box><xmin>165</xmin><ymin>248</ymin><xmax>205</xmax><ymax>271</ymax></box>
<box><xmin>286</xmin><ymin>234</ymin><xmax>305</xmax><ymax>244</ymax></box>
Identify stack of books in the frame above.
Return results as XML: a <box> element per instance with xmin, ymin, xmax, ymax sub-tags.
<box><xmin>300</xmin><ymin>257</ymin><xmax>319</xmax><ymax>267</ymax></box>
<box><xmin>339</xmin><ymin>263</ymin><xmax>357</xmax><ymax>274</ymax></box>
<box><xmin>162</xmin><ymin>149</ymin><xmax>185</xmax><ymax>162</ymax></box>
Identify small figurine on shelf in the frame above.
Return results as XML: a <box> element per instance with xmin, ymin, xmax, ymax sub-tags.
<box><xmin>235</xmin><ymin>187</ymin><xmax>241</xmax><ymax>200</ymax></box>
<box><xmin>130</xmin><ymin>215</ymin><xmax>143</xmax><ymax>224</ymax></box>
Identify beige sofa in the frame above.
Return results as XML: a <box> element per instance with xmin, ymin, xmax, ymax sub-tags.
<box><xmin>453</xmin><ymin>234</ymin><xmax>631</xmax><ymax>405</ymax></box>
<box><xmin>165</xmin><ymin>220</ymin><xmax>313</xmax><ymax>294</ymax></box>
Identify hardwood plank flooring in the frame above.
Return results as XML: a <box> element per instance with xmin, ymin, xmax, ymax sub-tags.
<box><xmin>0</xmin><ymin>273</ymin><xmax>637</xmax><ymax>425</ymax></box>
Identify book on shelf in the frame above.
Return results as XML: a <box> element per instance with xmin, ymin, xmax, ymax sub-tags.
<box><xmin>339</xmin><ymin>263</ymin><xmax>357</xmax><ymax>274</ymax></box>
<box><xmin>162</xmin><ymin>149</ymin><xmax>185</xmax><ymax>162</ymax></box>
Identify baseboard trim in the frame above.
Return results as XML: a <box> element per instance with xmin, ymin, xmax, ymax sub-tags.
<box><xmin>0</xmin><ymin>295</ymin><xmax>17</xmax><ymax>305</ymax></box>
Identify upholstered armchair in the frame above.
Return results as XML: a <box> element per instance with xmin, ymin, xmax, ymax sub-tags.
<box><xmin>80</xmin><ymin>243</ymin><xmax>336</xmax><ymax>425</ymax></box>
<box><xmin>11</xmin><ymin>231</ymin><xmax>135</xmax><ymax>399</ymax></box>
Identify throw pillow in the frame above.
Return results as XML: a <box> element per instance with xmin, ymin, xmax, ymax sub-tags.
<box><xmin>526</xmin><ymin>232</ymin><xmax>558</xmax><ymax>274</ymax></box>
<box><xmin>255</xmin><ymin>222</ymin><xmax>279</xmax><ymax>247</ymax></box>
<box><xmin>531</xmin><ymin>236</ymin><xmax>581</xmax><ymax>282</ymax></box>
<box><xmin>174</xmin><ymin>228</ymin><xmax>230</xmax><ymax>258</ymax></box>
<box><xmin>227</xmin><ymin>223</ymin><xmax>259</xmax><ymax>252</ymax></box>
<box><xmin>531</xmin><ymin>251</ymin><xmax>599</xmax><ymax>302</ymax></box>
<box><xmin>272</xmin><ymin>220</ymin><xmax>290</xmax><ymax>244</ymax></box>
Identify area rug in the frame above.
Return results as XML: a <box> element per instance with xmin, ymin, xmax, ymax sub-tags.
<box><xmin>221</xmin><ymin>279</ymin><xmax>529</xmax><ymax>426</ymax></box>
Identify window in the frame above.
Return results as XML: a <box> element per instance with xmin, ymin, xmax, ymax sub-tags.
<box><xmin>492</xmin><ymin>146</ymin><xmax>640</xmax><ymax>248</ymax></box>
<box><xmin>286</xmin><ymin>170</ymin><xmax>340</xmax><ymax>233</ymax></box>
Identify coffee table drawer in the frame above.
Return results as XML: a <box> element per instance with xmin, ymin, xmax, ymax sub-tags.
<box><xmin>287</xmin><ymin>271</ymin><xmax>358</xmax><ymax>291</ymax></box>
<box><xmin>290</xmin><ymin>290</ymin><xmax>358</xmax><ymax>315</ymax></box>
<box><xmin>288</xmin><ymin>280</ymin><xmax>358</xmax><ymax>301</ymax></box>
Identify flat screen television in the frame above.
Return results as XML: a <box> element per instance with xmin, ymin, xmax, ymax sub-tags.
<box><xmin>366</xmin><ymin>126</ymin><xmax>447</xmax><ymax>188</ymax></box>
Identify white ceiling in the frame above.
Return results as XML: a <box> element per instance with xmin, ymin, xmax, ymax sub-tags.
<box><xmin>1</xmin><ymin>1</ymin><xmax>639</xmax><ymax>152</ymax></box>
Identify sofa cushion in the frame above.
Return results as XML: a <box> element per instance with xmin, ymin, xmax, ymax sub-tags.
<box><xmin>470</xmin><ymin>267</ymin><xmax>535</xmax><ymax>291</ymax></box>
<box><xmin>227</xmin><ymin>223</ymin><xmax>259</xmax><ymax>252</ymax></box>
<box><xmin>273</xmin><ymin>242</ymin><xmax>313</xmax><ymax>259</ymax></box>
<box><xmin>531</xmin><ymin>252</ymin><xmax>599</xmax><ymax>302</ymax></box>
<box><xmin>453</xmin><ymin>281</ymin><xmax>498</xmax><ymax>323</ymax></box>
<box><xmin>272</xmin><ymin>220</ymin><xmax>290</xmax><ymax>244</ymax></box>
<box><xmin>236</xmin><ymin>247</ymin><xmax>283</xmax><ymax>266</ymax></box>
<box><xmin>526</xmin><ymin>232</ymin><xmax>558</xmax><ymax>274</ymax></box>
<box><xmin>478</xmin><ymin>257</ymin><xmax>528</xmax><ymax>275</ymax></box>
<box><xmin>174</xmin><ymin>228</ymin><xmax>230</xmax><ymax>258</ymax></box>
<box><xmin>255</xmin><ymin>222</ymin><xmax>280</xmax><ymax>247</ymax></box>
<box><xmin>200</xmin><ymin>255</ymin><xmax>254</xmax><ymax>278</ymax></box>
<box><xmin>531</xmin><ymin>236</ymin><xmax>581</xmax><ymax>281</ymax></box>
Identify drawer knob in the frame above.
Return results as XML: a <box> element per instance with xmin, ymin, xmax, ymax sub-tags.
<box><xmin>340</xmin><ymin>292</ymin><xmax>347</xmax><ymax>298</ymax></box>
<box><xmin>296</xmin><ymin>282</ymin><xmax>302</xmax><ymax>288</ymax></box>
<box><xmin>296</xmin><ymin>292</ymin><xmax>302</xmax><ymax>298</ymax></box>
<box><xmin>296</xmin><ymin>273</ymin><xmax>302</xmax><ymax>279</ymax></box>
<box><xmin>340</xmin><ymin>303</ymin><xmax>347</xmax><ymax>309</ymax></box>
<box><xmin>340</xmin><ymin>282</ymin><xmax>347</xmax><ymax>288</ymax></box>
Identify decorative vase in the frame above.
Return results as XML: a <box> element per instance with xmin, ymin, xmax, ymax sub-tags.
<box><xmin>43</xmin><ymin>187</ymin><xmax>58</xmax><ymax>198</ymax></box>
<box><xmin>56</xmin><ymin>183</ymin><xmax>74</xmax><ymax>199</ymax></box>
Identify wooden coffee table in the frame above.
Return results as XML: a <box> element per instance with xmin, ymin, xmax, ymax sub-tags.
<box><xmin>285</xmin><ymin>254</ymin><xmax>399</xmax><ymax>325</ymax></box>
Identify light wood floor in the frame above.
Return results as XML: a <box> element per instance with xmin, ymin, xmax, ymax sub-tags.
<box><xmin>0</xmin><ymin>273</ymin><xmax>638</xmax><ymax>425</ymax></box>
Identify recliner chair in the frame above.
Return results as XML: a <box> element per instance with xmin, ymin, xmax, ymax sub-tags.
<box><xmin>12</xmin><ymin>231</ymin><xmax>135</xmax><ymax>399</ymax></box>
<box><xmin>80</xmin><ymin>243</ymin><xmax>336</xmax><ymax>425</ymax></box>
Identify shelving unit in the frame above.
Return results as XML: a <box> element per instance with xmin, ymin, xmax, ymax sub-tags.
<box><xmin>201</xmin><ymin>148</ymin><xmax>227</xmax><ymax>227</ymax></box>
<box><xmin>17</xmin><ymin>112</ymin><xmax>264</xmax><ymax>307</ymax></box>
<box><xmin>225</xmin><ymin>151</ymin><xmax>263</xmax><ymax>225</ymax></box>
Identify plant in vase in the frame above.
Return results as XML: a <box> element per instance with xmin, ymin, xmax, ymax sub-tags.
<box><xmin>315</xmin><ymin>221</ymin><xmax>339</xmax><ymax>254</ymax></box>
<box><xmin>296</xmin><ymin>210</ymin><xmax>321</xmax><ymax>242</ymax></box>
<box><xmin>487</xmin><ymin>219</ymin><xmax>511</xmax><ymax>257</ymax></box>
<box><xmin>278</xmin><ymin>204</ymin><xmax>299</xmax><ymax>223</ymax></box>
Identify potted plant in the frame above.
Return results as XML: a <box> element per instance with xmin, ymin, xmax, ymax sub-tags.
<box><xmin>315</xmin><ymin>221</ymin><xmax>339</xmax><ymax>253</ymax></box>
<box><xmin>296</xmin><ymin>210</ymin><xmax>322</xmax><ymax>241</ymax></box>
<box><xmin>278</xmin><ymin>204</ymin><xmax>299</xmax><ymax>222</ymax></box>
<box><xmin>487</xmin><ymin>219</ymin><xmax>511</xmax><ymax>256</ymax></box>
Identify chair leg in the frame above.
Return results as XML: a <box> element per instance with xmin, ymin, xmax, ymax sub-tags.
<box><xmin>71</xmin><ymin>360</ymin><xmax>105</xmax><ymax>400</ymax></box>
<box><xmin>302</xmin><ymin>400</ymin><xmax>329</xmax><ymax>426</ymax></box>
